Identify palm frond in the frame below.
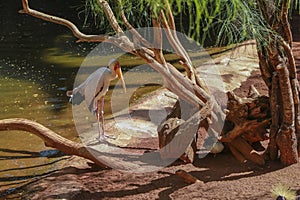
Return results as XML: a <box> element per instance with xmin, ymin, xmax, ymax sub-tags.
<box><xmin>81</xmin><ymin>0</ymin><xmax>300</xmax><ymax>46</ymax></box>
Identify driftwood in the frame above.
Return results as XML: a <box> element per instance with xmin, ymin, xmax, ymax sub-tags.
<box><xmin>229</xmin><ymin>137</ymin><xmax>265</xmax><ymax>165</ymax></box>
<box><xmin>0</xmin><ymin>118</ymin><xmax>108</xmax><ymax>168</ymax></box>
<box><xmin>157</xmin><ymin>100</ymin><xmax>213</xmax><ymax>163</ymax></box>
<box><xmin>218</xmin><ymin>87</ymin><xmax>270</xmax><ymax>165</ymax></box>
<box><xmin>0</xmin><ymin>118</ymin><xmax>167</xmax><ymax>171</ymax></box>
<box><xmin>158</xmin><ymin>85</ymin><xmax>271</xmax><ymax>165</ymax></box>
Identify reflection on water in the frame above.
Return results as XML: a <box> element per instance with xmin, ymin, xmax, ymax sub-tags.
<box><xmin>0</xmin><ymin>2</ymin><xmax>84</xmax><ymax>192</ymax></box>
<box><xmin>0</xmin><ymin>63</ymin><xmax>76</xmax><ymax>193</ymax></box>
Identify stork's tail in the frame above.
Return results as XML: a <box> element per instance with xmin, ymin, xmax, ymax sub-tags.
<box><xmin>66</xmin><ymin>90</ymin><xmax>85</xmax><ymax>105</ymax></box>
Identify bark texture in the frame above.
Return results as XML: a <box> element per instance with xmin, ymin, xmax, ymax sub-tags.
<box><xmin>256</xmin><ymin>0</ymin><xmax>299</xmax><ymax>165</ymax></box>
<box><xmin>0</xmin><ymin>118</ymin><xmax>108</xmax><ymax>168</ymax></box>
<box><xmin>158</xmin><ymin>86</ymin><xmax>271</xmax><ymax>165</ymax></box>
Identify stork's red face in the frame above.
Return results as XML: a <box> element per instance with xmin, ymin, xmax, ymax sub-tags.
<box><xmin>113</xmin><ymin>62</ymin><xmax>120</xmax><ymax>71</ymax></box>
<box><xmin>113</xmin><ymin>61</ymin><xmax>126</xmax><ymax>93</ymax></box>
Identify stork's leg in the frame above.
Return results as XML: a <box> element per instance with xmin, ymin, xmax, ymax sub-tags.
<box><xmin>98</xmin><ymin>96</ymin><xmax>106</xmax><ymax>141</ymax></box>
<box><xmin>94</xmin><ymin>97</ymin><xmax>105</xmax><ymax>142</ymax></box>
<box><xmin>95</xmin><ymin>97</ymin><xmax>115</xmax><ymax>142</ymax></box>
<box><xmin>94</xmin><ymin>99</ymin><xmax>103</xmax><ymax>141</ymax></box>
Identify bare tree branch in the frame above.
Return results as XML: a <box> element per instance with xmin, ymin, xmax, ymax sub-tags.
<box><xmin>166</xmin><ymin>63</ymin><xmax>210</xmax><ymax>101</ymax></box>
<box><xmin>163</xmin><ymin>1</ymin><xmax>200</xmax><ymax>86</ymax></box>
<box><xmin>0</xmin><ymin>118</ymin><xmax>108</xmax><ymax>168</ymax></box>
<box><xmin>143</xmin><ymin>53</ymin><xmax>204</xmax><ymax>107</ymax></box>
<box><xmin>96</xmin><ymin>0</ymin><xmax>123</xmax><ymax>34</ymax></box>
<box><xmin>281</xmin><ymin>0</ymin><xmax>293</xmax><ymax>46</ymax></box>
<box><xmin>281</xmin><ymin>38</ymin><xmax>297</xmax><ymax>79</ymax></box>
<box><xmin>152</xmin><ymin>16</ymin><xmax>167</xmax><ymax>66</ymax></box>
<box><xmin>19</xmin><ymin>0</ymin><xmax>211</xmax><ymax>109</ymax></box>
<box><xmin>160</xmin><ymin>11</ymin><xmax>194</xmax><ymax>79</ymax></box>
<box><xmin>118</xmin><ymin>0</ymin><xmax>153</xmax><ymax>48</ymax></box>
<box><xmin>160</xmin><ymin>8</ymin><xmax>208</xmax><ymax>92</ymax></box>
<box><xmin>19</xmin><ymin>0</ymin><xmax>108</xmax><ymax>43</ymax></box>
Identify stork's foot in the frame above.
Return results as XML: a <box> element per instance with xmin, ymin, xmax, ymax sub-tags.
<box><xmin>93</xmin><ymin>108</ymin><xmax>98</xmax><ymax>116</ymax></box>
<box><xmin>97</xmin><ymin>134</ymin><xmax>107</xmax><ymax>142</ymax></box>
<box><xmin>96</xmin><ymin>134</ymin><xmax>116</xmax><ymax>142</ymax></box>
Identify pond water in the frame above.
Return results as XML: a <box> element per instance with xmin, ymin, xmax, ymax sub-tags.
<box><xmin>0</xmin><ymin>2</ymin><xmax>232</xmax><ymax>195</ymax></box>
<box><xmin>0</xmin><ymin>5</ymin><xmax>80</xmax><ymax>194</ymax></box>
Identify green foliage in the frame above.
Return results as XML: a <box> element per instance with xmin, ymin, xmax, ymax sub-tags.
<box><xmin>83</xmin><ymin>0</ymin><xmax>152</xmax><ymax>34</ymax></box>
<box><xmin>292</xmin><ymin>0</ymin><xmax>300</xmax><ymax>12</ymax></box>
<box><xmin>82</xmin><ymin>0</ymin><xmax>300</xmax><ymax>47</ymax></box>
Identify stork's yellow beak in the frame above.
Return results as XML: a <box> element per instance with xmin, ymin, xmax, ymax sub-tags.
<box><xmin>115</xmin><ymin>67</ymin><xmax>126</xmax><ymax>93</ymax></box>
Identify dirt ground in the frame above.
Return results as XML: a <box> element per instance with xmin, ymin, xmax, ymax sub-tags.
<box><xmin>3</xmin><ymin>13</ymin><xmax>300</xmax><ymax>200</ymax></box>
<box><xmin>11</xmin><ymin>153</ymin><xmax>300</xmax><ymax>200</ymax></box>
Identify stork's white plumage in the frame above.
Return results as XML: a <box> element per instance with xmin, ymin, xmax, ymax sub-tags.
<box><xmin>67</xmin><ymin>59</ymin><xmax>126</xmax><ymax>141</ymax></box>
<box><xmin>210</xmin><ymin>141</ymin><xmax>224</xmax><ymax>154</ymax></box>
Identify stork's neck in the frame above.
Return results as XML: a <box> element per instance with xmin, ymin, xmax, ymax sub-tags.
<box><xmin>109</xmin><ymin>68</ymin><xmax>118</xmax><ymax>80</ymax></box>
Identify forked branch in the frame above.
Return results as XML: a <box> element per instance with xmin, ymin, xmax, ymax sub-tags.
<box><xmin>118</xmin><ymin>0</ymin><xmax>152</xmax><ymax>48</ymax></box>
<box><xmin>96</xmin><ymin>0</ymin><xmax>123</xmax><ymax>34</ymax></box>
<box><xmin>19</xmin><ymin>0</ymin><xmax>210</xmax><ymax>108</ymax></box>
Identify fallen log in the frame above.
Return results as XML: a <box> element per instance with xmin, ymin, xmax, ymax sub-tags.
<box><xmin>159</xmin><ymin>85</ymin><xmax>272</xmax><ymax>165</ymax></box>
<box><xmin>157</xmin><ymin>100</ymin><xmax>213</xmax><ymax>163</ymax></box>
<box><xmin>0</xmin><ymin>118</ymin><xmax>108</xmax><ymax>168</ymax></box>
<box><xmin>228</xmin><ymin>137</ymin><xmax>265</xmax><ymax>165</ymax></box>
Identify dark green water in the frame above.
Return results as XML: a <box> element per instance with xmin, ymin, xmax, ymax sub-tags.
<box><xmin>0</xmin><ymin>1</ymin><xmax>85</xmax><ymax>194</ymax></box>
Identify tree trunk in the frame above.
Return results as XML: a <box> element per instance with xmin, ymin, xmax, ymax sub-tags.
<box><xmin>256</xmin><ymin>0</ymin><xmax>299</xmax><ymax>165</ymax></box>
